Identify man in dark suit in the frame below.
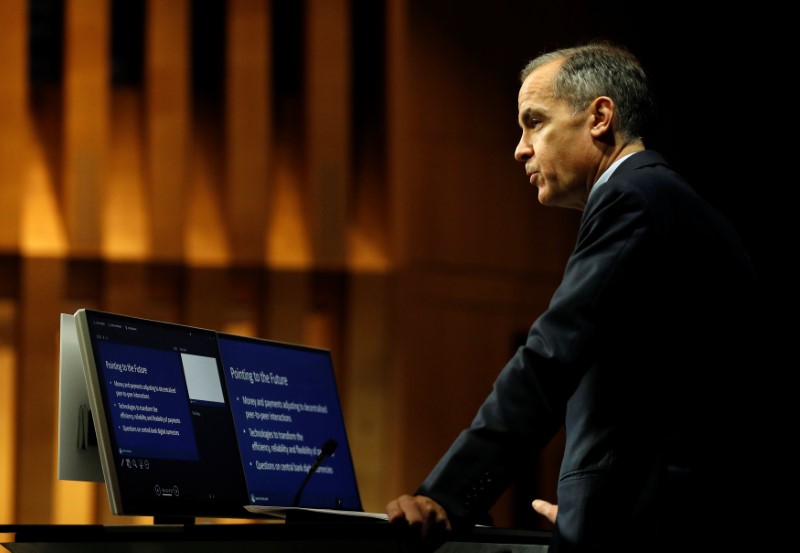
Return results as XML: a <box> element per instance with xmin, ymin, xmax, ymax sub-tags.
<box><xmin>386</xmin><ymin>42</ymin><xmax>762</xmax><ymax>552</ymax></box>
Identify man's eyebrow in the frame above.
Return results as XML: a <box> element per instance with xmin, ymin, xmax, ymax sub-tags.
<box><xmin>518</xmin><ymin>107</ymin><xmax>540</xmax><ymax>124</ymax></box>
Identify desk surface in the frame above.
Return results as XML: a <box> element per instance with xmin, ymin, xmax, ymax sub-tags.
<box><xmin>1</xmin><ymin>522</ymin><xmax>550</xmax><ymax>553</ymax></box>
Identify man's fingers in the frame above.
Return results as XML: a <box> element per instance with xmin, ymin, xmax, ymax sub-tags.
<box><xmin>531</xmin><ymin>498</ymin><xmax>558</xmax><ymax>524</ymax></box>
<box><xmin>415</xmin><ymin>495</ymin><xmax>451</xmax><ymax>532</ymax></box>
<box><xmin>386</xmin><ymin>494</ymin><xmax>452</xmax><ymax>538</ymax></box>
<box><xmin>386</xmin><ymin>494</ymin><xmax>415</xmax><ymax>523</ymax></box>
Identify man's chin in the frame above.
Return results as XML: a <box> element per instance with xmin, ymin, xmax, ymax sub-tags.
<box><xmin>537</xmin><ymin>189</ymin><xmax>552</xmax><ymax>206</ymax></box>
<box><xmin>537</xmin><ymin>192</ymin><xmax>573</xmax><ymax>210</ymax></box>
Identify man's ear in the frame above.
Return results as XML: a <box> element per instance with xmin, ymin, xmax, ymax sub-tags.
<box><xmin>589</xmin><ymin>96</ymin><xmax>614</xmax><ymax>138</ymax></box>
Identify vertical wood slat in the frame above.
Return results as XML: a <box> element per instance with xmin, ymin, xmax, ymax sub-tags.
<box><xmin>264</xmin><ymin>271</ymin><xmax>310</xmax><ymax>345</ymax></box>
<box><xmin>222</xmin><ymin>267</ymin><xmax>263</xmax><ymax>335</ymax></box>
<box><xmin>349</xmin><ymin>0</ymin><xmax>390</xmax><ymax>272</ymax></box>
<box><xmin>0</xmin><ymin>0</ymin><xmax>26</xmax><ymax>525</ymax></box>
<box><xmin>0</xmin><ymin>0</ymin><xmax>27</xmax><ymax>251</ymax></box>
<box><xmin>146</xmin><ymin>0</ymin><xmax>190</xmax><ymax>263</ymax></box>
<box><xmin>226</xmin><ymin>0</ymin><xmax>271</xmax><ymax>265</ymax></box>
<box><xmin>306</xmin><ymin>0</ymin><xmax>352</xmax><ymax>269</ymax></box>
<box><xmin>0</xmin><ymin>298</ymin><xmax>19</xmax><ymax>523</ymax></box>
<box><xmin>17</xmin><ymin>258</ymin><xmax>65</xmax><ymax>522</ymax></box>
<box><xmin>185</xmin><ymin>266</ymin><xmax>229</xmax><ymax>331</ymax></box>
<box><xmin>63</xmin><ymin>0</ymin><xmax>110</xmax><ymax>256</ymax></box>
<box><xmin>104</xmin><ymin>262</ymin><xmax>149</xmax><ymax>318</ymax></box>
<box><xmin>343</xmin><ymin>273</ymin><xmax>392</xmax><ymax>512</ymax></box>
<box><xmin>384</xmin><ymin>0</ymin><xmax>411</xmax><ymax>498</ymax></box>
<box><xmin>105</xmin><ymin>89</ymin><xmax>148</xmax><ymax>260</ymax></box>
<box><xmin>385</xmin><ymin>0</ymin><xmax>410</xmax><ymax>271</ymax></box>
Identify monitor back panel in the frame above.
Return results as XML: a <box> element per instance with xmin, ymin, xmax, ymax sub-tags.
<box><xmin>57</xmin><ymin>313</ymin><xmax>103</xmax><ymax>483</ymax></box>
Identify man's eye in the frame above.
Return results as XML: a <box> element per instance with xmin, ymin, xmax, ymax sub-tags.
<box><xmin>524</xmin><ymin>116</ymin><xmax>541</xmax><ymax>128</ymax></box>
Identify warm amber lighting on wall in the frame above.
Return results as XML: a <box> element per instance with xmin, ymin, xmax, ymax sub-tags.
<box><xmin>103</xmin><ymin>90</ymin><xmax>150</xmax><ymax>261</ymax></box>
<box><xmin>185</xmin><ymin>155</ymin><xmax>231</xmax><ymax>268</ymax></box>
<box><xmin>22</xmin><ymin>141</ymin><xmax>68</xmax><ymax>258</ymax></box>
<box><xmin>265</xmin><ymin>146</ymin><xmax>312</xmax><ymax>270</ymax></box>
<box><xmin>0</xmin><ymin>302</ymin><xmax>18</xmax><ymax>524</ymax></box>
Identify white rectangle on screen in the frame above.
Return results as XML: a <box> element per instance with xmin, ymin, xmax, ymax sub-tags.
<box><xmin>182</xmin><ymin>352</ymin><xmax>225</xmax><ymax>403</ymax></box>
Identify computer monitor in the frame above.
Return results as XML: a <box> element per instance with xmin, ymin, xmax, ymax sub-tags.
<box><xmin>216</xmin><ymin>333</ymin><xmax>363</xmax><ymax>511</ymax></box>
<box><xmin>73</xmin><ymin>308</ymin><xmax>250</xmax><ymax>519</ymax></box>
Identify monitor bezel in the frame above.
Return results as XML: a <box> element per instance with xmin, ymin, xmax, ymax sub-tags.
<box><xmin>74</xmin><ymin>308</ymin><xmax>253</xmax><ymax>519</ymax></box>
<box><xmin>215</xmin><ymin>332</ymin><xmax>365</xmax><ymax>512</ymax></box>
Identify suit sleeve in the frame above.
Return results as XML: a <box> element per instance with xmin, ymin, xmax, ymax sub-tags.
<box><xmin>416</xmin><ymin>180</ymin><xmax>656</xmax><ymax>525</ymax></box>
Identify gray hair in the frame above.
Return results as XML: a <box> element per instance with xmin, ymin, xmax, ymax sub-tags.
<box><xmin>520</xmin><ymin>42</ymin><xmax>655</xmax><ymax>141</ymax></box>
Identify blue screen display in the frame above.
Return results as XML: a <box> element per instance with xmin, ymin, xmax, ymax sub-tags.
<box><xmin>81</xmin><ymin>309</ymin><xmax>363</xmax><ymax>518</ymax></box>
<box><xmin>84</xmin><ymin>310</ymin><xmax>249</xmax><ymax>518</ymax></box>
<box><xmin>217</xmin><ymin>335</ymin><xmax>362</xmax><ymax>510</ymax></box>
<box><xmin>97</xmin><ymin>341</ymin><xmax>199</xmax><ymax>461</ymax></box>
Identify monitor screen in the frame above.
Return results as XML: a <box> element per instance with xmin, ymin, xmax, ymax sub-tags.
<box><xmin>74</xmin><ymin>309</ymin><xmax>250</xmax><ymax>519</ymax></box>
<box><xmin>217</xmin><ymin>333</ymin><xmax>362</xmax><ymax>511</ymax></box>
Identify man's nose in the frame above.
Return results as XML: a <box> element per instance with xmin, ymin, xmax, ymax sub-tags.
<box><xmin>514</xmin><ymin>138</ymin><xmax>531</xmax><ymax>162</ymax></box>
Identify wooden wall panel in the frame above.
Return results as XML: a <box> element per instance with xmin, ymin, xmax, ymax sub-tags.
<box><xmin>222</xmin><ymin>267</ymin><xmax>265</xmax><ymax>337</ymax></box>
<box><xmin>384</xmin><ymin>0</ymin><xmax>410</xmax><ymax>500</ymax></box>
<box><xmin>384</xmin><ymin>2</ymin><xmax>579</xmax><ymax>528</ymax></box>
<box><xmin>0</xmin><ymin>0</ymin><xmax>27</xmax><ymax>252</ymax></box>
<box><xmin>264</xmin><ymin>271</ymin><xmax>310</xmax><ymax>346</ymax></box>
<box><xmin>396</xmin><ymin>1</ymin><xmax>580</xmax><ymax>274</ymax></box>
<box><xmin>185</xmin><ymin>267</ymin><xmax>229</xmax><ymax>331</ymax></box>
<box><xmin>106</xmin><ymin>89</ymin><xmax>148</xmax><ymax>260</ymax></box>
<box><xmin>186</xmin><ymin>118</ymin><xmax>229</xmax><ymax>266</ymax></box>
<box><xmin>104</xmin><ymin>263</ymin><xmax>149</xmax><ymax>319</ymax></box>
<box><xmin>0</xmin><ymin>1</ymin><xmax>25</xmax><ymax>518</ymax></box>
<box><xmin>0</xmin><ymin>297</ymin><xmax>19</xmax><ymax>523</ymax></box>
<box><xmin>16</xmin><ymin>257</ymin><xmax>65</xmax><ymax>522</ymax></box>
<box><xmin>386</xmin><ymin>0</ymin><xmax>411</xmax><ymax>270</ymax></box>
<box><xmin>391</xmin><ymin>269</ymin><xmax>562</xmax><ymax>526</ymax></box>
<box><xmin>348</xmin><ymin>0</ymin><xmax>389</xmax><ymax>272</ymax></box>
<box><xmin>145</xmin><ymin>0</ymin><xmax>190</xmax><ymax>262</ymax></box>
<box><xmin>63</xmin><ymin>0</ymin><xmax>110</xmax><ymax>256</ymax></box>
<box><xmin>226</xmin><ymin>0</ymin><xmax>271</xmax><ymax>265</ymax></box>
<box><xmin>343</xmin><ymin>273</ymin><xmax>393</xmax><ymax>512</ymax></box>
<box><xmin>306</xmin><ymin>0</ymin><xmax>351</xmax><ymax>269</ymax></box>
<box><xmin>144</xmin><ymin>264</ymin><xmax>185</xmax><ymax>325</ymax></box>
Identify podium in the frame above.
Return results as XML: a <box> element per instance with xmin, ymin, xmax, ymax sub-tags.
<box><xmin>1</xmin><ymin>522</ymin><xmax>550</xmax><ymax>552</ymax></box>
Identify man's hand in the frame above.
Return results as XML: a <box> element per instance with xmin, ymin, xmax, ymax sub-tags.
<box><xmin>531</xmin><ymin>498</ymin><xmax>558</xmax><ymax>524</ymax></box>
<box><xmin>386</xmin><ymin>494</ymin><xmax>452</xmax><ymax>541</ymax></box>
